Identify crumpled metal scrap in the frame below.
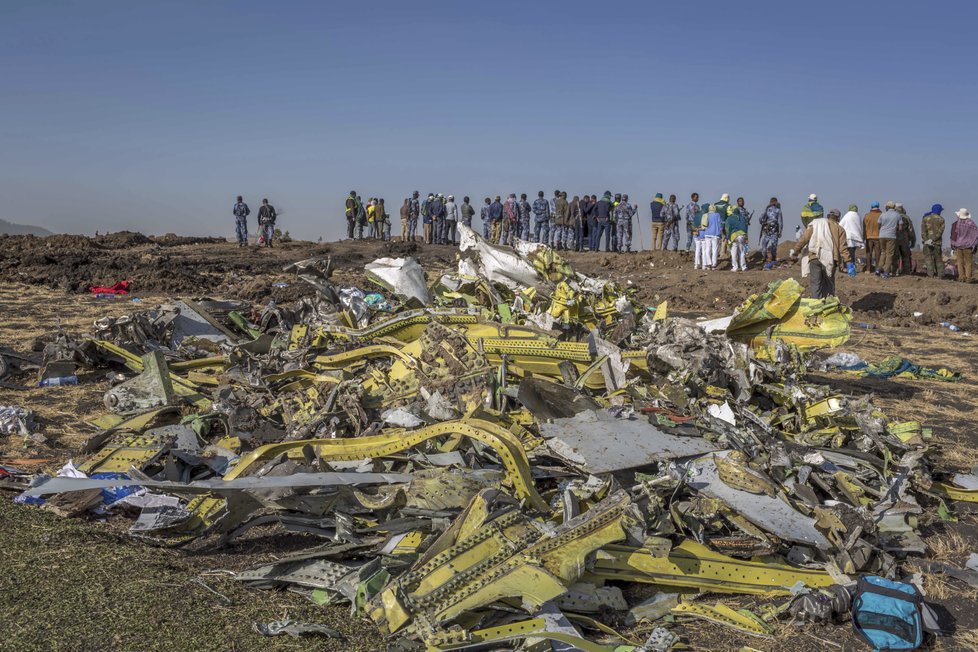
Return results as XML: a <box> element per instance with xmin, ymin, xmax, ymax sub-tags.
<box><xmin>12</xmin><ymin>228</ymin><xmax>958</xmax><ymax>649</ymax></box>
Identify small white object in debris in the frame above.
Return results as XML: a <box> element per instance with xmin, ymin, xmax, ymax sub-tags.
<box><xmin>381</xmin><ymin>408</ymin><xmax>424</xmax><ymax>428</ymax></box>
<box><xmin>707</xmin><ymin>402</ymin><xmax>736</xmax><ymax>426</ymax></box>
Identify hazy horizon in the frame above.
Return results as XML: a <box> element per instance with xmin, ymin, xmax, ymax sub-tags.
<box><xmin>5</xmin><ymin>1</ymin><xmax>977</xmax><ymax>243</ymax></box>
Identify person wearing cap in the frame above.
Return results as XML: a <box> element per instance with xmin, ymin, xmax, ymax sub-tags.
<box><xmin>862</xmin><ymin>201</ymin><xmax>883</xmax><ymax>273</ymax></box>
<box><xmin>658</xmin><ymin>194</ymin><xmax>679</xmax><ymax>252</ymax></box>
<box><xmin>758</xmin><ymin>197</ymin><xmax>783</xmax><ymax>269</ymax></box>
<box><xmin>950</xmin><ymin>208</ymin><xmax>978</xmax><ymax>282</ymax></box>
<box><xmin>791</xmin><ymin>208</ymin><xmax>855</xmax><ymax>299</ymax></box>
<box><xmin>407</xmin><ymin>191</ymin><xmax>420</xmax><ymax>242</ymax></box>
<box><xmin>614</xmin><ymin>194</ymin><xmax>636</xmax><ymax>253</ymax></box>
<box><xmin>920</xmin><ymin>204</ymin><xmax>946</xmax><ymax>278</ymax></box>
<box><xmin>344</xmin><ymin>191</ymin><xmax>357</xmax><ymax>240</ymax></box>
<box><xmin>649</xmin><ymin>193</ymin><xmax>666</xmax><ymax>251</ymax></box>
<box><xmin>501</xmin><ymin>193</ymin><xmax>519</xmax><ymax>246</ymax></box>
<box><xmin>876</xmin><ymin>201</ymin><xmax>901</xmax><ymax>277</ymax></box>
<box><xmin>894</xmin><ymin>203</ymin><xmax>916</xmax><ymax>276</ymax></box>
<box><xmin>839</xmin><ymin>204</ymin><xmax>864</xmax><ymax>269</ymax></box>
<box><xmin>801</xmin><ymin>194</ymin><xmax>824</xmax><ymax>229</ymax></box>
<box><xmin>444</xmin><ymin>195</ymin><xmax>459</xmax><ymax>245</ymax></box>
<box><xmin>532</xmin><ymin>191</ymin><xmax>551</xmax><ymax>245</ymax></box>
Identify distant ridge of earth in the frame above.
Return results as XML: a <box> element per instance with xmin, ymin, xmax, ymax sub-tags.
<box><xmin>0</xmin><ymin>218</ymin><xmax>53</xmax><ymax>236</ymax></box>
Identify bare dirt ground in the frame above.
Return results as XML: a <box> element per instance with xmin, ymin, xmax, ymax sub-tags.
<box><xmin>2</xmin><ymin>234</ymin><xmax>978</xmax><ymax>651</ymax></box>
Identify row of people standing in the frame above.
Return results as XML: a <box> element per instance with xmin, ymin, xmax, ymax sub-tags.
<box><xmin>344</xmin><ymin>193</ymin><xmax>392</xmax><ymax>240</ymax></box>
<box><xmin>232</xmin><ymin>196</ymin><xmax>278</xmax><ymax>247</ymax></box>
<box><xmin>392</xmin><ymin>190</ymin><xmax>642</xmax><ymax>252</ymax></box>
<box><xmin>837</xmin><ymin>202</ymin><xmax>978</xmax><ymax>280</ymax></box>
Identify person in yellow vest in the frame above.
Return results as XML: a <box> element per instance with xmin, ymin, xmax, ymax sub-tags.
<box><xmin>366</xmin><ymin>199</ymin><xmax>377</xmax><ymax>239</ymax></box>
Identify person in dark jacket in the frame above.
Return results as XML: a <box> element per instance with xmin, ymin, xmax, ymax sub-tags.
<box><xmin>428</xmin><ymin>194</ymin><xmax>445</xmax><ymax>244</ymax></box>
<box><xmin>649</xmin><ymin>193</ymin><xmax>666</xmax><ymax>251</ymax></box>
<box><xmin>460</xmin><ymin>196</ymin><xmax>476</xmax><ymax>230</ymax></box>
<box><xmin>257</xmin><ymin>198</ymin><xmax>277</xmax><ymax>247</ymax></box>
<box><xmin>344</xmin><ymin>191</ymin><xmax>357</xmax><ymax>240</ymax></box>
<box><xmin>591</xmin><ymin>192</ymin><xmax>614</xmax><ymax>252</ymax></box>
<box><xmin>488</xmin><ymin>196</ymin><xmax>504</xmax><ymax>244</ymax></box>
<box><xmin>920</xmin><ymin>204</ymin><xmax>945</xmax><ymax>278</ymax></box>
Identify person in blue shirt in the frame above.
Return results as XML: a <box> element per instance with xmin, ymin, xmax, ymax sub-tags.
<box><xmin>702</xmin><ymin>205</ymin><xmax>723</xmax><ymax>269</ymax></box>
<box><xmin>591</xmin><ymin>192</ymin><xmax>614</xmax><ymax>252</ymax></box>
<box><xmin>407</xmin><ymin>191</ymin><xmax>420</xmax><ymax>242</ymax></box>
<box><xmin>488</xmin><ymin>195</ymin><xmax>504</xmax><ymax>244</ymax></box>
<box><xmin>233</xmin><ymin>196</ymin><xmax>250</xmax><ymax>247</ymax></box>
<box><xmin>532</xmin><ymin>191</ymin><xmax>551</xmax><ymax>244</ymax></box>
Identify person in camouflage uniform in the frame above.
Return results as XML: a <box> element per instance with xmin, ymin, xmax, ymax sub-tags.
<box><xmin>552</xmin><ymin>192</ymin><xmax>571</xmax><ymax>250</ymax></box>
<box><xmin>407</xmin><ymin>191</ymin><xmax>420</xmax><ymax>242</ymax></box>
<box><xmin>615</xmin><ymin>194</ymin><xmax>636</xmax><ymax>253</ymax></box>
<box><xmin>501</xmin><ymin>193</ymin><xmax>519</xmax><ymax>246</ymax></box>
<box><xmin>532</xmin><ymin>191</ymin><xmax>551</xmax><ymax>244</ymax></box>
<box><xmin>683</xmin><ymin>193</ymin><xmax>700</xmax><ymax>251</ymax></box>
<box><xmin>758</xmin><ymin>197</ymin><xmax>783</xmax><ymax>269</ymax></box>
<box><xmin>517</xmin><ymin>193</ymin><xmax>532</xmax><ymax>241</ymax></box>
<box><xmin>570</xmin><ymin>196</ymin><xmax>583</xmax><ymax>250</ymax></box>
<box><xmin>895</xmin><ymin>203</ymin><xmax>916</xmax><ymax>275</ymax></box>
<box><xmin>548</xmin><ymin>190</ymin><xmax>561</xmax><ymax>248</ymax></box>
<box><xmin>920</xmin><ymin>204</ymin><xmax>945</xmax><ymax>278</ymax></box>
<box><xmin>481</xmin><ymin>197</ymin><xmax>491</xmax><ymax>239</ymax></box>
<box><xmin>662</xmin><ymin>194</ymin><xmax>681</xmax><ymax>251</ymax></box>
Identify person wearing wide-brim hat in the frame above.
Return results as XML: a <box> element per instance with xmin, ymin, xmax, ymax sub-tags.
<box><xmin>950</xmin><ymin>208</ymin><xmax>978</xmax><ymax>282</ymax></box>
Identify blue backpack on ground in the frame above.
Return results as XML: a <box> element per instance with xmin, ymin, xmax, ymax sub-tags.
<box><xmin>851</xmin><ymin>575</ymin><xmax>924</xmax><ymax>650</ymax></box>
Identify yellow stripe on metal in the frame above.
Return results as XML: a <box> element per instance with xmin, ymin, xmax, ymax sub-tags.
<box><xmin>590</xmin><ymin>540</ymin><xmax>834</xmax><ymax>595</ymax></box>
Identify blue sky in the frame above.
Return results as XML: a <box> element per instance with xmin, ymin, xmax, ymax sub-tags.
<box><xmin>3</xmin><ymin>0</ymin><xmax>977</xmax><ymax>240</ymax></box>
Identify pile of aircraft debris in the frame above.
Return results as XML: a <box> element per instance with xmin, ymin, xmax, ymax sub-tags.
<box><xmin>8</xmin><ymin>225</ymin><xmax>974</xmax><ymax>650</ymax></box>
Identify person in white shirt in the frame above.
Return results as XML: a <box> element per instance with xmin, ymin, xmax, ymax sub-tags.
<box><xmin>839</xmin><ymin>204</ymin><xmax>865</xmax><ymax>267</ymax></box>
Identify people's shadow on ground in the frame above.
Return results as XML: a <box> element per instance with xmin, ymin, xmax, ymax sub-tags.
<box><xmin>851</xmin><ymin>292</ymin><xmax>896</xmax><ymax>312</ymax></box>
